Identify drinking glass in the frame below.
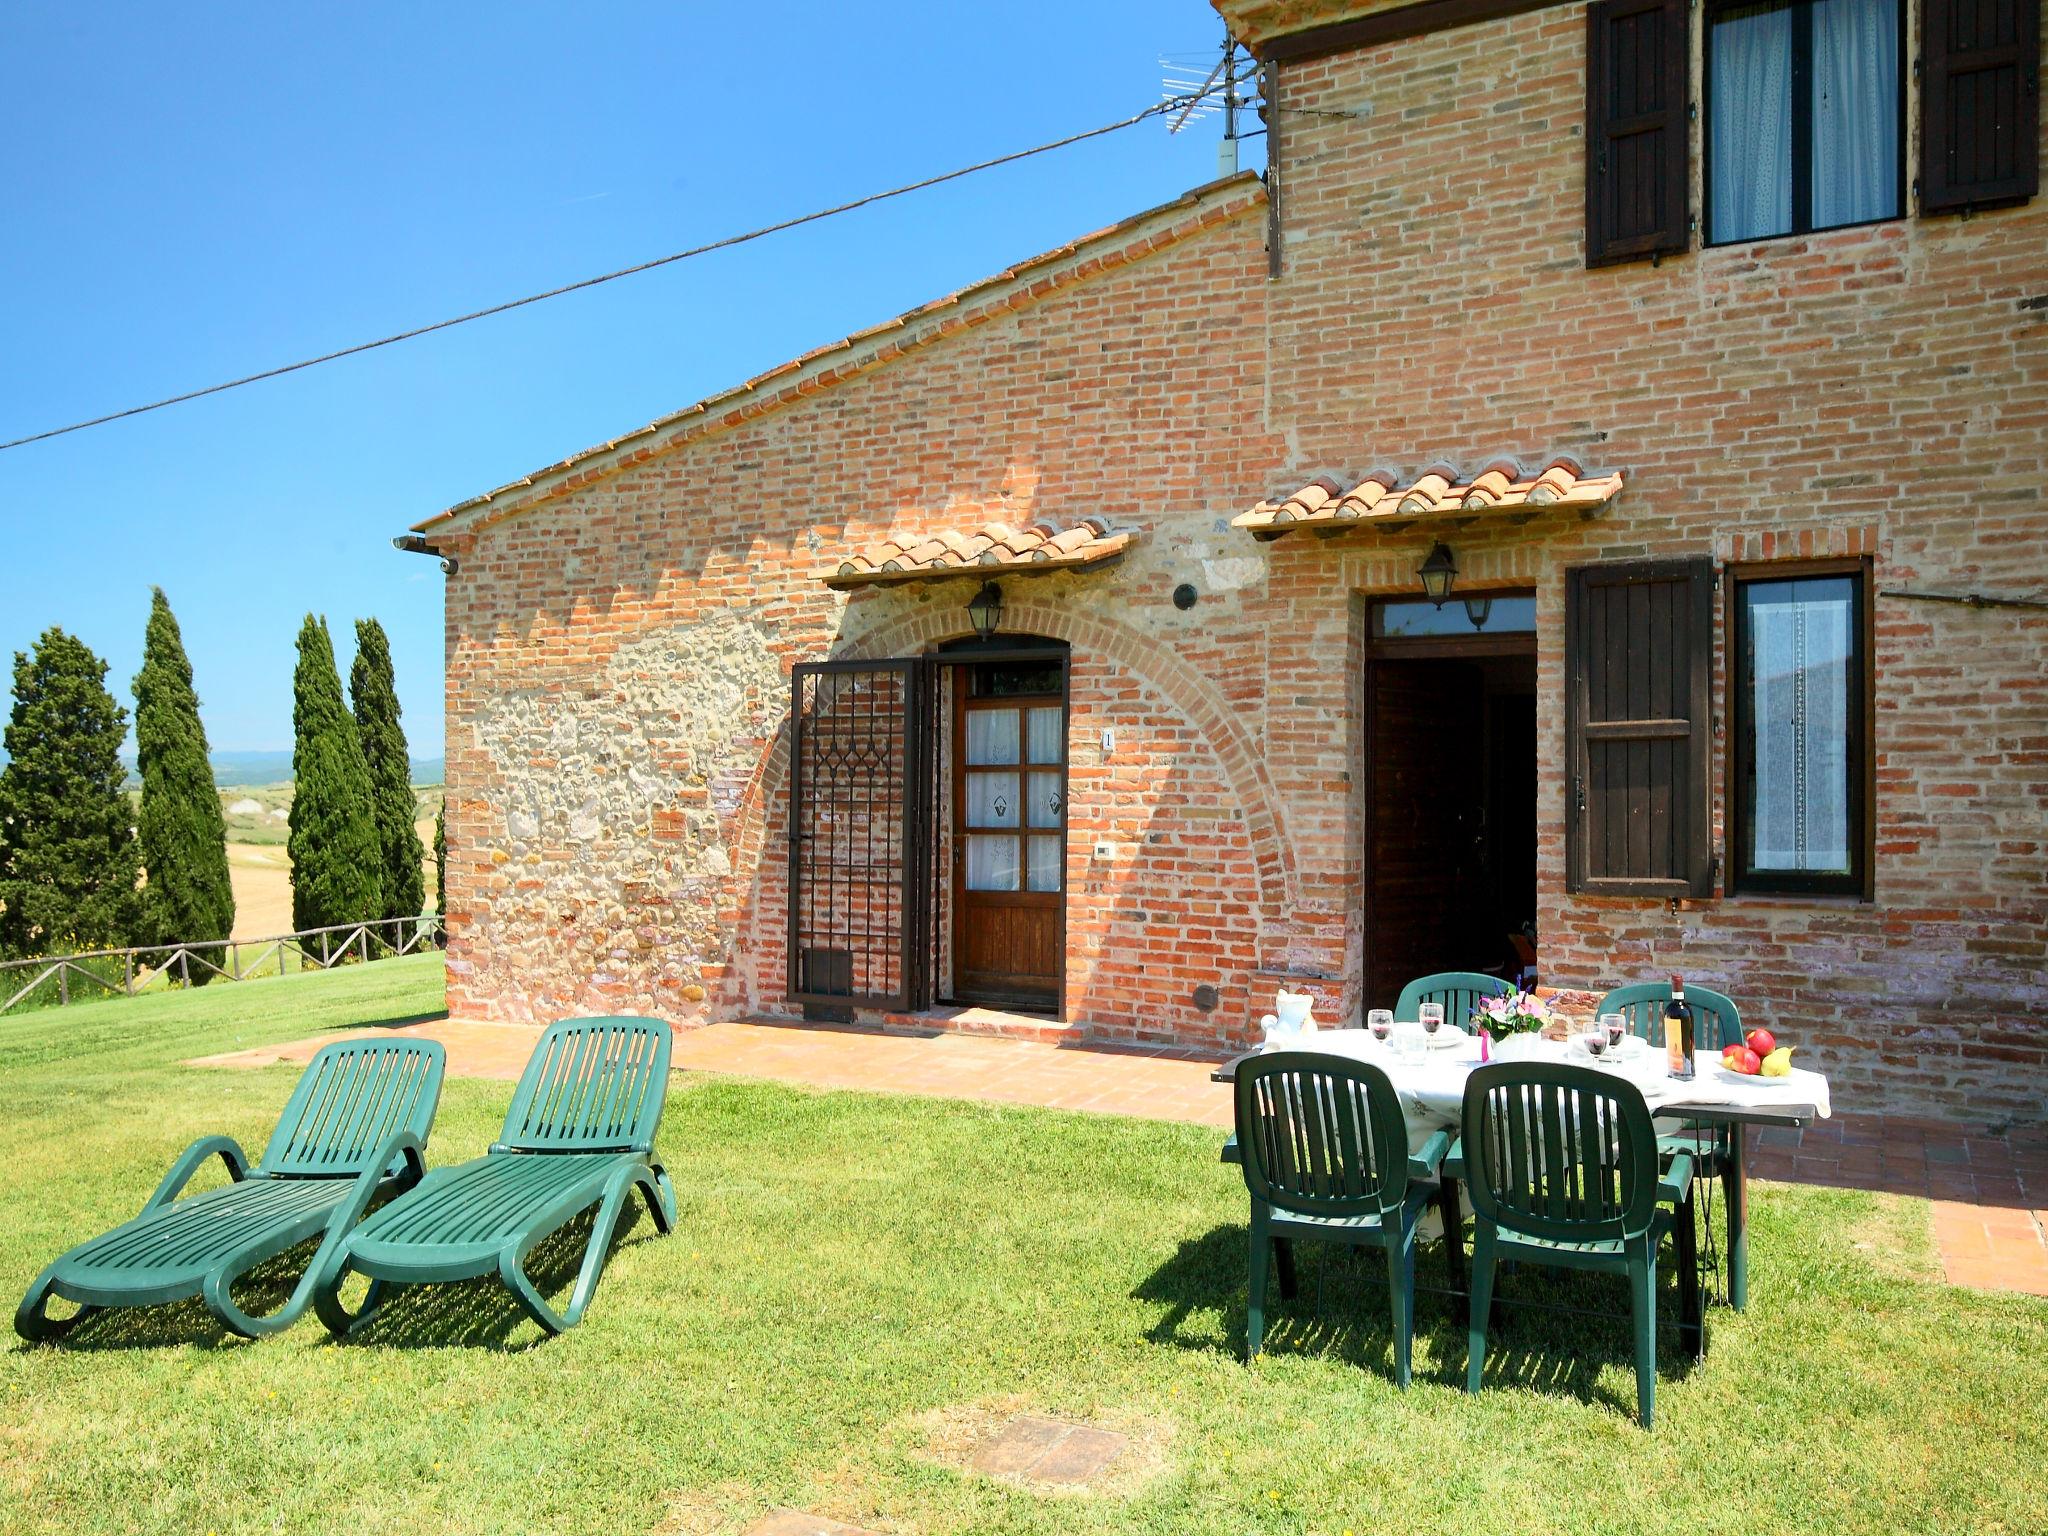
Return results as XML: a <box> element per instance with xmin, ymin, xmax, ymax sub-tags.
<box><xmin>1367</xmin><ymin>1009</ymin><xmax>1394</xmax><ymax>1043</ymax></box>
<box><xmin>1584</xmin><ymin>1026</ymin><xmax>1608</xmax><ymax>1061</ymax></box>
<box><xmin>1600</xmin><ymin>1011</ymin><xmax>1627</xmax><ymax>1055</ymax></box>
<box><xmin>1396</xmin><ymin>1026</ymin><xmax>1426</xmax><ymax>1066</ymax></box>
<box><xmin>1419</xmin><ymin>1003</ymin><xmax>1446</xmax><ymax>1038</ymax></box>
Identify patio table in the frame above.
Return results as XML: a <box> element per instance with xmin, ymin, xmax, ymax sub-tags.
<box><xmin>1213</xmin><ymin>1029</ymin><xmax>1829</xmax><ymax>1317</ymax></box>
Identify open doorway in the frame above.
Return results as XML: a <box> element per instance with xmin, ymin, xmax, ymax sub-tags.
<box><xmin>1362</xmin><ymin>594</ymin><xmax>1537</xmax><ymax>1008</ymax></box>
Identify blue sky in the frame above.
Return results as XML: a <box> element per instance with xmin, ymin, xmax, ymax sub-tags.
<box><xmin>0</xmin><ymin>1</ymin><xmax>1252</xmax><ymax>753</ymax></box>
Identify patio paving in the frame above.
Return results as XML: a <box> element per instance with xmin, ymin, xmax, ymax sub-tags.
<box><xmin>188</xmin><ymin>1014</ymin><xmax>2048</xmax><ymax>1297</ymax></box>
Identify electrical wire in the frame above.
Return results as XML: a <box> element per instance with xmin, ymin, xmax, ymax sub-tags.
<box><xmin>0</xmin><ymin>90</ymin><xmax>1221</xmax><ymax>455</ymax></box>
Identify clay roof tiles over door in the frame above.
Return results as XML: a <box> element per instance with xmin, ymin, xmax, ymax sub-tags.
<box><xmin>821</xmin><ymin>516</ymin><xmax>1137</xmax><ymax>589</ymax></box>
<box><xmin>1233</xmin><ymin>456</ymin><xmax>1624</xmax><ymax>541</ymax></box>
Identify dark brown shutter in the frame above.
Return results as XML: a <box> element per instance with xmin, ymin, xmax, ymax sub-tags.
<box><xmin>1585</xmin><ymin>0</ymin><xmax>1691</xmax><ymax>267</ymax></box>
<box><xmin>1921</xmin><ymin>0</ymin><xmax>2040</xmax><ymax>214</ymax></box>
<box><xmin>1565</xmin><ymin>558</ymin><xmax>1714</xmax><ymax>897</ymax></box>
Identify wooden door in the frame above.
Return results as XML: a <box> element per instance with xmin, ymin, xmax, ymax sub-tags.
<box><xmin>1364</xmin><ymin>659</ymin><xmax>1487</xmax><ymax>1008</ymax></box>
<box><xmin>952</xmin><ymin>678</ymin><xmax>1065</xmax><ymax>1009</ymax></box>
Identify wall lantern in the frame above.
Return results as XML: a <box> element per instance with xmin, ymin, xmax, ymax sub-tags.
<box><xmin>966</xmin><ymin>581</ymin><xmax>1005</xmax><ymax>640</ymax></box>
<box><xmin>1463</xmin><ymin>593</ymin><xmax>1494</xmax><ymax>630</ymax></box>
<box><xmin>1417</xmin><ymin>542</ymin><xmax>1457</xmax><ymax>607</ymax></box>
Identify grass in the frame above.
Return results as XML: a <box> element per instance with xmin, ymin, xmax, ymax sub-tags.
<box><xmin>3</xmin><ymin>960</ymin><xmax>2045</xmax><ymax>1535</ymax></box>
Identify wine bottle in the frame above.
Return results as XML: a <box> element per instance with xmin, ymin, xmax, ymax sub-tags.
<box><xmin>1665</xmin><ymin>973</ymin><xmax>1695</xmax><ymax>1081</ymax></box>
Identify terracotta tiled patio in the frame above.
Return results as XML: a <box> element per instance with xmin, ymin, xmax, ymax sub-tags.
<box><xmin>190</xmin><ymin>1015</ymin><xmax>2048</xmax><ymax>1298</ymax></box>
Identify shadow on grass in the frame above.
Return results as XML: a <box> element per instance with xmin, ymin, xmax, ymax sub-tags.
<box><xmin>328</xmin><ymin>1204</ymin><xmax>663</xmax><ymax>1352</ymax></box>
<box><xmin>318</xmin><ymin>1008</ymin><xmax>450</xmax><ymax>1034</ymax></box>
<box><xmin>17</xmin><ymin>1201</ymin><xmax>659</xmax><ymax>1355</ymax></box>
<box><xmin>1135</xmin><ymin>1223</ymin><xmax>1700</xmax><ymax>1415</ymax></box>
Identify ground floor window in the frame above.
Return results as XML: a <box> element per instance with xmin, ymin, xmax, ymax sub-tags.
<box><xmin>1728</xmin><ymin>560</ymin><xmax>1873</xmax><ymax>895</ymax></box>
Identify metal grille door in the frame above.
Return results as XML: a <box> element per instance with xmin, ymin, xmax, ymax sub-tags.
<box><xmin>787</xmin><ymin>659</ymin><xmax>937</xmax><ymax>1011</ymax></box>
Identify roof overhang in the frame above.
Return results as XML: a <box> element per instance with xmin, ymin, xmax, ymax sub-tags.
<box><xmin>1234</xmin><ymin>457</ymin><xmax>1624</xmax><ymax>541</ymax></box>
<box><xmin>821</xmin><ymin>518</ymin><xmax>1136</xmax><ymax>590</ymax></box>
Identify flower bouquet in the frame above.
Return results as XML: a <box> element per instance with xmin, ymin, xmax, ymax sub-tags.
<box><xmin>1471</xmin><ymin>988</ymin><xmax>1554</xmax><ymax>1039</ymax></box>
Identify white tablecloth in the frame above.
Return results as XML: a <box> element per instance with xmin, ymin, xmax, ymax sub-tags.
<box><xmin>1259</xmin><ymin>1027</ymin><xmax>1831</xmax><ymax>1147</ymax></box>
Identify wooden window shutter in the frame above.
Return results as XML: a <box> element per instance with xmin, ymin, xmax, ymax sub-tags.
<box><xmin>1585</xmin><ymin>0</ymin><xmax>1691</xmax><ymax>267</ymax></box>
<box><xmin>1566</xmin><ymin>558</ymin><xmax>1714</xmax><ymax>898</ymax></box>
<box><xmin>1920</xmin><ymin>0</ymin><xmax>2040</xmax><ymax>214</ymax></box>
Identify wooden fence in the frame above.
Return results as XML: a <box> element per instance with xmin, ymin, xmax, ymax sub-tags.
<box><xmin>0</xmin><ymin>914</ymin><xmax>444</xmax><ymax>1016</ymax></box>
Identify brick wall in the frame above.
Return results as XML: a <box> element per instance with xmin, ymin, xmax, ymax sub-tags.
<box><xmin>1258</xmin><ymin>5</ymin><xmax>2048</xmax><ymax>1121</ymax></box>
<box><xmin>436</xmin><ymin>180</ymin><xmax>1297</xmax><ymax>1051</ymax></box>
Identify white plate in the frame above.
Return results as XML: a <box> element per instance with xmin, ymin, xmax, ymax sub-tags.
<box><xmin>1425</xmin><ymin>1029</ymin><xmax>1467</xmax><ymax>1050</ymax></box>
<box><xmin>1716</xmin><ymin>1064</ymin><xmax>1792</xmax><ymax>1088</ymax></box>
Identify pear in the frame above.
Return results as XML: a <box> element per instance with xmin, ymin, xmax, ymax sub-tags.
<box><xmin>1760</xmin><ymin>1046</ymin><xmax>1795</xmax><ymax>1078</ymax></box>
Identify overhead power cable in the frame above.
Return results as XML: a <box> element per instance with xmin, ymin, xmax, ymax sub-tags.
<box><xmin>0</xmin><ymin>90</ymin><xmax>1221</xmax><ymax>455</ymax></box>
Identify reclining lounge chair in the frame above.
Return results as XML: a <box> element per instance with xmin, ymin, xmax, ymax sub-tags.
<box><xmin>15</xmin><ymin>1038</ymin><xmax>444</xmax><ymax>1342</ymax></box>
<box><xmin>313</xmin><ymin>1016</ymin><xmax>675</xmax><ymax>1338</ymax></box>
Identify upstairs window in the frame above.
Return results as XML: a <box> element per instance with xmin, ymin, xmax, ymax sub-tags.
<box><xmin>1706</xmin><ymin>0</ymin><xmax>1904</xmax><ymax>244</ymax></box>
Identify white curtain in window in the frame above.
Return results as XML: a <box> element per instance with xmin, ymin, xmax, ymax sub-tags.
<box><xmin>1026</xmin><ymin>835</ymin><xmax>1062</xmax><ymax>892</ymax></box>
<box><xmin>966</xmin><ymin>710</ymin><xmax>1020</xmax><ymax>766</ymax></box>
<box><xmin>965</xmin><ymin>834</ymin><xmax>1019</xmax><ymax>891</ymax></box>
<box><xmin>1750</xmin><ymin>582</ymin><xmax>1852</xmax><ymax>872</ymax></box>
<box><xmin>966</xmin><ymin>771</ymin><xmax>1019</xmax><ymax>828</ymax></box>
<box><xmin>1711</xmin><ymin>3</ymin><xmax>1794</xmax><ymax>243</ymax></box>
<box><xmin>1026</xmin><ymin>706</ymin><xmax>1063</xmax><ymax>764</ymax></box>
<box><xmin>1812</xmin><ymin>0</ymin><xmax>1899</xmax><ymax>228</ymax></box>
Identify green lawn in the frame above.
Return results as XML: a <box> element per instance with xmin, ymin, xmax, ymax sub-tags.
<box><xmin>3</xmin><ymin>959</ymin><xmax>2044</xmax><ymax>1535</ymax></box>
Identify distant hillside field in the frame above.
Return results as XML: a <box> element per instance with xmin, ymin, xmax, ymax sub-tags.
<box><xmin>117</xmin><ymin>780</ymin><xmax>442</xmax><ymax>941</ymax></box>
<box><xmin>112</xmin><ymin>750</ymin><xmax>445</xmax><ymax>789</ymax></box>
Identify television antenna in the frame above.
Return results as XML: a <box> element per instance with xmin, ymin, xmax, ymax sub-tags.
<box><xmin>1160</xmin><ymin>31</ymin><xmax>1255</xmax><ymax>176</ymax></box>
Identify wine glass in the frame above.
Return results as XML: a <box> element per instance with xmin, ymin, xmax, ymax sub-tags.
<box><xmin>1583</xmin><ymin>1025</ymin><xmax>1608</xmax><ymax>1060</ymax></box>
<box><xmin>1600</xmin><ymin>1011</ymin><xmax>1627</xmax><ymax>1055</ymax></box>
<box><xmin>1419</xmin><ymin>1003</ymin><xmax>1446</xmax><ymax>1040</ymax></box>
<box><xmin>1368</xmin><ymin>1009</ymin><xmax>1393</xmax><ymax>1043</ymax></box>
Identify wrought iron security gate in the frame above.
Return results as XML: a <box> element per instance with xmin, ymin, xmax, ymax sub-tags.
<box><xmin>786</xmin><ymin>658</ymin><xmax>940</xmax><ymax>1012</ymax></box>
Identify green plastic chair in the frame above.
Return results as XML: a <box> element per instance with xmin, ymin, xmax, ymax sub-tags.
<box><xmin>313</xmin><ymin>1017</ymin><xmax>675</xmax><ymax>1338</ymax></box>
<box><xmin>1460</xmin><ymin>1061</ymin><xmax>1698</xmax><ymax>1427</ymax></box>
<box><xmin>1234</xmin><ymin>1051</ymin><xmax>1452</xmax><ymax>1387</ymax></box>
<box><xmin>1394</xmin><ymin>972</ymin><xmax>1514</xmax><ymax>1034</ymax></box>
<box><xmin>1595</xmin><ymin>981</ymin><xmax>1744</xmax><ymax>1052</ymax></box>
<box><xmin>15</xmin><ymin>1038</ymin><xmax>445</xmax><ymax>1343</ymax></box>
<box><xmin>1595</xmin><ymin>980</ymin><xmax>1749</xmax><ymax>1308</ymax></box>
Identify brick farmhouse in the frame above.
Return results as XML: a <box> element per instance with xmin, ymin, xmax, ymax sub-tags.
<box><xmin>412</xmin><ymin>0</ymin><xmax>2046</xmax><ymax>1123</ymax></box>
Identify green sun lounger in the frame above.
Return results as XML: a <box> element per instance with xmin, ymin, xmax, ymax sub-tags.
<box><xmin>313</xmin><ymin>1016</ymin><xmax>675</xmax><ymax>1338</ymax></box>
<box><xmin>15</xmin><ymin>1038</ymin><xmax>445</xmax><ymax>1343</ymax></box>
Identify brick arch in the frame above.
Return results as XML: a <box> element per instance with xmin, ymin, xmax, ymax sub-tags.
<box><xmin>723</xmin><ymin>588</ymin><xmax>1300</xmax><ymax>958</ymax></box>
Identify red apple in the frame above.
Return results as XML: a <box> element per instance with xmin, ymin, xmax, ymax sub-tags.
<box><xmin>1745</xmin><ymin>1028</ymin><xmax>1777</xmax><ymax>1059</ymax></box>
<box><xmin>1728</xmin><ymin>1047</ymin><xmax>1762</xmax><ymax>1075</ymax></box>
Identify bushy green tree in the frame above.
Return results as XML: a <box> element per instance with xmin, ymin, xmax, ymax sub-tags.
<box><xmin>0</xmin><ymin>628</ymin><xmax>142</xmax><ymax>957</ymax></box>
<box><xmin>133</xmin><ymin>589</ymin><xmax>234</xmax><ymax>974</ymax></box>
<box><xmin>288</xmin><ymin>616</ymin><xmax>380</xmax><ymax>936</ymax></box>
<box><xmin>349</xmin><ymin>619</ymin><xmax>425</xmax><ymax>924</ymax></box>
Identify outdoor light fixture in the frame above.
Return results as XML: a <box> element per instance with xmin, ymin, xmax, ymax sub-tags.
<box><xmin>1418</xmin><ymin>542</ymin><xmax>1457</xmax><ymax>607</ymax></box>
<box><xmin>966</xmin><ymin>581</ymin><xmax>1004</xmax><ymax>641</ymax></box>
<box><xmin>1463</xmin><ymin>593</ymin><xmax>1493</xmax><ymax>629</ymax></box>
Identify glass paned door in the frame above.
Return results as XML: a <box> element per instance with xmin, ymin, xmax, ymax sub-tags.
<box><xmin>953</xmin><ymin>668</ymin><xmax>1065</xmax><ymax>1009</ymax></box>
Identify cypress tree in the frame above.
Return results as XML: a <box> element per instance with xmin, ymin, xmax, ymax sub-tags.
<box><xmin>433</xmin><ymin>802</ymin><xmax>446</xmax><ymax>924</ymax></box>
<box><xmin>133</xmin><ymin>589</ymin><xmax>234</xmax><ymax>974</ymax></box>
<box><xmin>288</xmin><ymin>616</ymin><xmax>380</xmax><ymax>937</ymax></box>
<box><xmin>349</xmin><ymin>618</ymin><xmax>425</xmax><ymax>924</ymax></box>
<box><xmin>0</xmin><ymin>628</ymin><xmax>143</xmax><ymax>957</ymax></box>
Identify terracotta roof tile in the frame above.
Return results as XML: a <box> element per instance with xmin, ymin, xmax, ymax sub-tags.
<box><xmin>822</xmin><ymin>517</ymin><xmax>1137</xmax><ymax>589</ymax></box>
<box><xmin>1233</xmin><ymin>455</ymin><xmax>1624</xmax><ymax>540</ymax></box>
